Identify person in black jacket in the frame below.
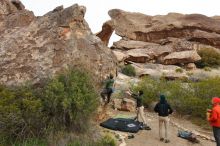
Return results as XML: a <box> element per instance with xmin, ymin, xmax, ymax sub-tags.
<box><xmin>154</xmin><ymin>94</ymin><xmax>173</xmax><ymax>143</ymax></box>
<box><xmin>127</xmin><ymin>90</ymin><xmax>151</xmax><ymax>130</ymax></box>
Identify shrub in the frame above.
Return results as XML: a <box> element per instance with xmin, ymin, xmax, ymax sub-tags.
<box><xmin>196</xmin><ymin>48</ymin><xmax>220</xmax><ymax>68</ymax></box>
<box><xmin>99</xmin><ymin>134</ymin><xmax>116</xmax><ymax>146</ymax></box>
<box><xmin>121</xmin><ymin>64</ymin><xmax>136</xmax><ymax>77</ymax></box>
<box><xmin>175</xmin><ymin>68</ymin><xmax>183</xmax><ymax>73</ymax></box>
<box><xmin>41</xmin><ymin>69</ymin><xmax>98</xmax><ymax>132</ymax></box>
<box><xmin>0</xmin><ymin>69</ymin><xmax>98</xmax><ymax>144</ymax></box>
<box><xmin>135</xmin><ymin>76</ymin><xmax>220</xmax><ymax>126</ymax></box>
<box><xmin>186</xmin><ymin>72</ymin><xmax>194</xmax><ymax>76</ymax></box>
<box><xmin>0</xmin><ymin>86</ymin><xmax>44</xmax><ymax>143</ymax></box>
<box><xmin>12</xmin><ymin>139</ymin><xmax>47</xmax><ymax>146</ymax></box>
<box><xmin>203</xmin><ymin>67</ymin><xmax>211</xmax><ymax>72</ymax></box>
<box><xmin>68</xmin><ymin>135</ymin><xmax>116</xmax><ymax>146</ymax></box>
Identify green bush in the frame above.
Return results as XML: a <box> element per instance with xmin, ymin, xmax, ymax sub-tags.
<box><xmin>121</xmin><ymin>64</ymin><xmax>136</xmax><ymax>77</ymax></box>
<box><xmin>41</xmin><ymin>69</ymin><xmax>98</xmax><ymax>132</ymax></box>
<box><xmin>196</xmin><ymin>48</ymin><xmax>220</xmax><ymax>68</ymax></box>
<box><xmin>68</xmin><ymin>135</ymin><xmax>116</xmax><ymax>146</ymax></box>
<box><xmin>0</xmin><ymin>86</ymin><xmax>44</xmax><ymax>143</ymax></box>
<box><xmin>99</xmin><ymin>135</ymin><xmax>116</xmax><ymax>146</ymax></box>
<box><xmin>135</xmin><ymin>77</ymin><xmax>220</xmax><ymax>126</ymax></box>
<box><xmin>175</xmin><ymin>68</ymin><xmax>183</xmax><ymax>73</ymax></box>
<box><xmin>12</xmin><ymin>139</ymin><xmax>47</xmax><ymax>146</ymax></box>
<box><xmin>0</xmin><ymin>69</ymin><xmax>98</xmax><ymax>144</ymax></box>
<box><xmin>203</xmin><ymin>67</ymin><xmax>211</xmax><ymax>71</ymax></box>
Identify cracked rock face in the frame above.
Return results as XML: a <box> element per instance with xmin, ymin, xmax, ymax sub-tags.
<box><xmin>0</xmin><ymin>0</ymin><xmax>117</xmax><ymax>85</ymax></box>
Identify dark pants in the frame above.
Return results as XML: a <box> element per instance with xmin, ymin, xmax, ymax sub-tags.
<box><xmin>101</xmin><ymin>88</ymin><xmax>113</xmax><ymax>103</ymax></box>
<box><xmin>213</xmin><ymin>127</ymin><xmax>220</xmax><ymax>146</ymax></box>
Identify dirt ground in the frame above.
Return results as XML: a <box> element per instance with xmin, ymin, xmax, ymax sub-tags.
<box><xmin>101</xmin><ymin>108</ymin><xmax>216</xmax><ymax>146</ymax></box>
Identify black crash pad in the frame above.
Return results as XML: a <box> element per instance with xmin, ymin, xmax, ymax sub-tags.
<box><xmin>100</xmin><ymin>118</ymin><xmax>141</xmax><ymax>133</ymax></box>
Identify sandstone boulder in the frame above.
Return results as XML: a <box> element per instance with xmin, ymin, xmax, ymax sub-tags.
<box><xmin>113</xmin><ymin>98</ymin><xmax>136</xmax><ymax>112</ymax></box>
<box><xmin>96</xmin><ymin>20</ymin><xmax>114</xmax><ymax>46</ymax></box>
<box><xmin>185</xmin><ymin>63</ymin><xmax>197</xmax><ymax>70</ymax></box>
<box><xmin>108</xmin><ymin>9</ymin><xmax>220</xmax><ymax>49</ymax></box>
<box><xmin>112</xmin><ymin>39</ymin><xmax>158</xmax><ymax>50</ymax></box>
<box><xmin>0</xmin><ymin>3</ymin><xmax>117</xmax><ymax>85</ymax></box>
<box><xmin>130</xmin><ymin>62</ymin><xmax>188</xmax><ymax>80</ymax></box>
<box><xmin>125</xmin><ymin>49</ymin><xmax>152</xmax><ymax>63</ymax></box>
<box><xmin>163</xmin><ymin>50</ymin><xmax>201</xmax><ymax>65</ymax></box>
<box><xmin>121</xmin><ymin>98</ymin><xmax>136</xmax><ymax>112</ymax></box>
<box><xmin>112</xmin><ymin>39</ymin><xmax>198</xmax><ymax>64</ymax></box>
<box><xmin>113</xmin><ymin>98</ymin><xmax>122</xmax><ymax>110</ymax></box>
<box><xmin>112</xmin><ymin>50</ymin><xmax>127</xmax><ymax>62</ymax></box>
<box><xmin>155</xmin><ymin>37</ymin><xmax>195</xmax><ymax>52</ymax></box>
<box><xmin>113</xmin><ymin>45</ymin><xmax>172</xmax><ymax>64</ymax></box>
<box><xmin>114</xmin><ymin>73</ymin><xmax>139</xmax><ymax>91</ymax></box>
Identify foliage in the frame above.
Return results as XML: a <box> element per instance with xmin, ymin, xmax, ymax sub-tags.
<box><xmin>41</xmin><ymin>69</ymin><xmax>98</xmax><ymax>132</ymax></box>
<box><xmin>203</xmin><ymin>67</ymin><xmax>211</xmax><ymax>72</ymax></box>
<box><xmin>8</xmin><ymin>134</ymin><xmax>116</xmax><ymax>146</ymax></box>
<box><xmin>196</xmin><ymin>48</ymin><xmax>220</xmax><ymax>68</ymax></box>
<box><xmin>175</xmin><ymin>68</ymin><xmax>183</xmax><ymax>73</ymax></box>
<box><xmin>68</xmin><ymin>135</ymin><xmax>116</xmax><ymax>146</ymax></box>
<box><xmin>12</xmin><ymin>139</ymin><xmax>47</xmax><ymax>146</ymax></box>
<box><xmin>0</xmin><ymin>69</ymin><xmax>98</xmax><ymax>144</ymax></box>
<box><xmin>0</xmin><ymin>86</ymin><xmax>44</xmax><ymax>143</ymax></box>
<box><xmin>99</xmin><ymin>134</ymin><xmax>116</xmax><ymax>146</ymax></box>
<box><xmin>136</xmin><ymin>77</ymin><xmax>220</xmax><ymax>126</ymax></box>
<box><xmin>121</xmin><ymin>64</ymin><xmax>136</xmax><ymax>77</ymax></box>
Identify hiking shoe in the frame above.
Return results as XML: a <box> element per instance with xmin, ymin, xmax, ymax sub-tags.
<box><xmin>165</xmin><ymin>139</ymin><xmax>170</xmax><ymax>143</ymax></box>
<box><xmin>133</xmin><ymin>116</ymin><xmax>138</xmax><ymax>121</ymax></box>
<box><xmin>144</xmin><ymin>126</ymin><xmax>151</xmax><ymax>130</ymax></box>
<box><xmin>128</xmin><ymin>134</ymin><xmax>135</xmax><ymax>139</ymax></box>
<box><xmin>160</xmin><ymin>138</ymin><xmax>164</xmax><ymax>141</ymax></box>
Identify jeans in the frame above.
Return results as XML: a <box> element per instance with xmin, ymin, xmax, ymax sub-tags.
<box><xmin>213</xmin><ymin>127</ymin><xmax>220</xmax><ymax>146</ymax></box>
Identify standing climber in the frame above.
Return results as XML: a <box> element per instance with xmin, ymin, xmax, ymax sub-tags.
<box><xmin>207</xmin><ymin>97</ymin><xmax>220</xmax><ymax>146</ymax></box>
<box><xmin>126</xmin><ymin>90</ymin><xmax>151</xmax><ymax>130</ymax></box>
<box><xmin>154</xmin><ymin>94</ymin><xmax>173</xmax><ymax>143</ymax></box>
<box><xmin>100</xmin><ymin>74</ymin><xmax>115</xmax><ymax>104</ymax></box>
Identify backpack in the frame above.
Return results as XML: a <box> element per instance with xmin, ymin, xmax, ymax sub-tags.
<box><xmin>177</xmin><ymin>130</ymin><xmax>199</xmax><ymax>143</ymax></box>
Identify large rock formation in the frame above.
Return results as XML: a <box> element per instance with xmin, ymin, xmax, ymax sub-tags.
<box><xmin>0</xmin><ymin>0</ymin><xmax>117</xmax><ymax>85</ymax></box>
<box><xmin>95</xmin><ymin>9</ymin><xmax>220</xmax><ymax>80</ymax></box>
<box><xmin>108</xmin><ymin>9</ymin><xmax>220</xmax><ymax>49</ymax></box>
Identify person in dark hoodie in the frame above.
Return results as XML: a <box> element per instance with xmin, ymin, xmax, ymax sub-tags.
<box><xmin>154</xmin><ymin>94</ymin><xmax>173</xmax><ymax>143</ymax></box>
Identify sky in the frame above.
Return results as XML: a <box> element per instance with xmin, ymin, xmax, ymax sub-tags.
<box><xmin>20</xmin><ymin>0</ymin><xmax>220</xmax><ymax>45</ymax></box>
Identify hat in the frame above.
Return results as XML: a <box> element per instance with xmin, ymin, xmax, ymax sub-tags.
<box><xmin>160</xmin><ymin>94</ymin><xmax>166</xmax><ymax>104</ymax></box>
<box><xmin>212</xmin><ymin>97</ymin><xmax>220</xmax><ymax>104</ymax></box>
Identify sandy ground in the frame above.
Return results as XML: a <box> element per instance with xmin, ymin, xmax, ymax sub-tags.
<box><xmin>101</xmin><ymin>107</ymin><xmax>216</xmax><ymax>146</ymax></box>
<box><xmin>126</xmin><ymin>112</ymin><xmax>215</xmax><ymax>146</ymax></box>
